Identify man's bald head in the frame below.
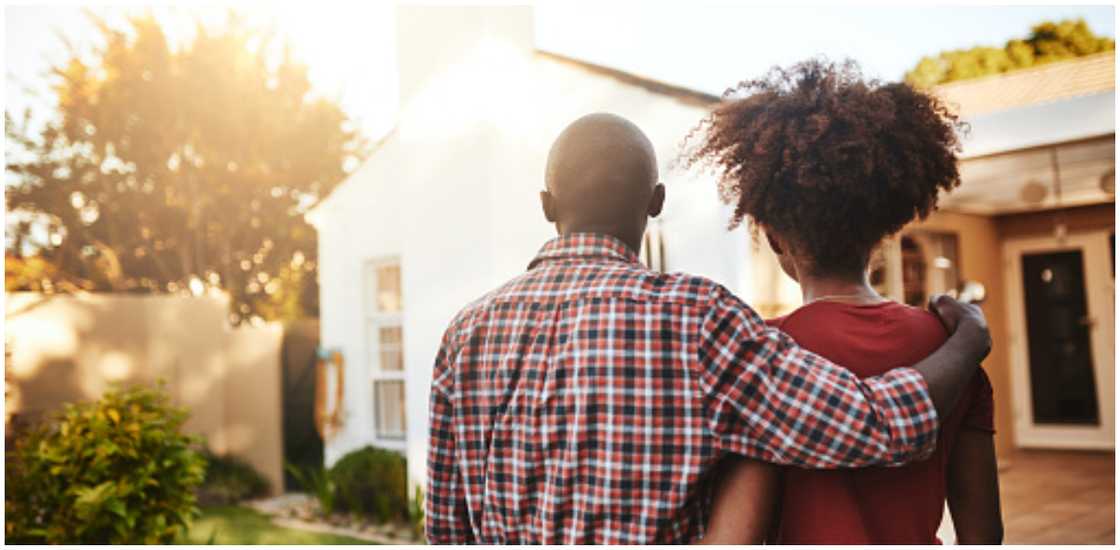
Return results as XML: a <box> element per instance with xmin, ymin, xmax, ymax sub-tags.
<box><xmin>541</xmin><ymin>113</ymin><xmax>664</xmax><ymax>252</ymax></box>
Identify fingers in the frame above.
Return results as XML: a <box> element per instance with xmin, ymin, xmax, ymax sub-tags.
<box><xmin>927</xmin><ymin>293</ymin><xmax>960</xmax><ymax>333</ymax></box>
<box><xmin>928</xmin><ymin>293</ymin><xmax>993</xmax><ymax>361</ymax></box>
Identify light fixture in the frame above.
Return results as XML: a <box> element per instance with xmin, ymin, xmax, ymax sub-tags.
<box><xmin>1020</xmin><ymin>180</ymin><xmax>1048</xmax><ymax>204</ymax></box>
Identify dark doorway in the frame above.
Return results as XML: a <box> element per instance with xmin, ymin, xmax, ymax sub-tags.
<box><xmin>1021</xmin><ymin>250</ymin><xmax>1100</xmax><ymax>426</ymax></box>
<box><xmin>281</xmin><ymin>320</ymin><xmax>325</xmax><ymax>489</ymax></box>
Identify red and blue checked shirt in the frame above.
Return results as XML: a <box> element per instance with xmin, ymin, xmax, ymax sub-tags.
<box><xmin>426</xmin><ymin>233</ymin><xmax>939</xmax><ymax>544</ymax></box>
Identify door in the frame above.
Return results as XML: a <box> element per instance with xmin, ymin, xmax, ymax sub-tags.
<box><xmin>1004</xmin><ymin>231</ymin><xmax>1114</xmax><ymax>449</ymax></box>
<box><xmin>281</xmin><ymin>322</ymin><xmax>324</xmax><ymax>490</ymax></box>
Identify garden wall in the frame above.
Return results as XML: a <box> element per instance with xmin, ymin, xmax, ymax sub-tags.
<box><xmin>5</xmin><ymin>292</ymin><xmax>284</xmax><ymax>495</ymax></box>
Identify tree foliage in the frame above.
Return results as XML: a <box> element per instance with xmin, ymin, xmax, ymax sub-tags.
<box><xmin>906</xmin><ymin>18</ymin><xmax>1115</xmax><ymax>88</ymax></box>
<box><xmin>5</xmin><ymin>11</ymin><xmax>366</xmax><ymax>323</ymax></box>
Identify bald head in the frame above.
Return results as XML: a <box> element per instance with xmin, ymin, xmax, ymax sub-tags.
<box><xmin>541</xmin><ymin>113</ymin><xmax>664</xmax><ymax>252</ymax></box>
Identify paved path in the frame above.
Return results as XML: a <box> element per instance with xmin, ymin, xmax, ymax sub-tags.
<box><xmin>938</xmin><ymin>449</ymin><xmax>1114</xmax><ymax>544</ymax></box>
<box><xmin>244</xmin><ymin>493</ymin><xmax>417</xmax><ymax>545</ymax></box>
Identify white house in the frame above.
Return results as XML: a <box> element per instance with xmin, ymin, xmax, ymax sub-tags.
<box><xmin>305</xmin><ymin>6</ymin><xmax>757</xmax><ymax>488</ymax></box>
<box><xmin>308</xmin><ymin>5</ymin><xmax>1116</xmax><ymax>491</ymax></box>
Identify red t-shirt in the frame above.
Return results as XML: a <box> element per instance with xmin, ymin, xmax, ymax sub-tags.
<box><xmin>766</xmin><ymin>301</ymin><xmax>995</xmax><ymax>545</ymax></box>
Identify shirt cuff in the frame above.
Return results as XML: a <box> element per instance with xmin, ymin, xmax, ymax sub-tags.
<box><xmin>866</xmin><ymin>366</ymin><xmax>940</xmax><ymax>464</ymax></box>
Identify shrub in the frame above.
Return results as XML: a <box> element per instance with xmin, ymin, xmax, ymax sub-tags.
<box><xmin>196</xmin><ymin>451</ymin><xmax>271</xmax><ymax>506</ymax></box>
<box><xmin>4</xmin><ymin>384</ymin><xmax>206</xmax><ymax>544</ymax></box>
<box><xmin>330</xmin><ymin>446</ymin><xmax>408</xmax><ymax>523</ymax></box>
<box><xmin>409</xmin><ymin>486</ymin><xmax>425</xmax><ymax>540</ymax></box>
<box><xmin>285</xmin><ymin>462</ymin><xmax>337</xmax><ymax>516</ymax></box>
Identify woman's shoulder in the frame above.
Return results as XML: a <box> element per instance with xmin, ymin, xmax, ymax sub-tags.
<box><xmin>772</xmin><ymin>300</ymin><xmax>948</xmax><ymax>344</ymax></box>
<box><xmin>764</xmin><ymin>314</ymin><xmax>789</xmax><ymax>328</ymax></box>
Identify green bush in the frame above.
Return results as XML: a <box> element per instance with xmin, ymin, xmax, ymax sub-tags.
<box><xmin>409</xmin><ymin>486</ymin><xmax>425</xmax><ymax>540</ymax></box>
<box><xmin>330</xmin><ymin>446</ymin><xmax>408</xmax><ymax>523</ymax></box>
<box><xmin>196</xmin><ymin>451</ymin><xmax>271</xmax><ymax>506</ymax></box>
<box><xmin>4</xmin><ymin>384</ymin><xmax>206</xmax><ymax>544</ymax></box>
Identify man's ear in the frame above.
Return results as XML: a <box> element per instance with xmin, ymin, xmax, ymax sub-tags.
<box><xmin>764</xmin><ymin>230</ymin><xmax>784</xmax><ymax>255</ymax></box>
<box><xmin>540</xmin><ymin>190</ymin><xmax>557</xmax><ymax>223</ymax></box>
<box><xmin>647</xmin><ymin>183</ymin><xmax>666</xmax><ymax>218</ymax></box>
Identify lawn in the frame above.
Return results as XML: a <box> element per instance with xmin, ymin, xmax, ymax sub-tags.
<box><xmin>176</xmin><ymin>506</ymin><xmax>372</xmax><ymax>545</ymax></box>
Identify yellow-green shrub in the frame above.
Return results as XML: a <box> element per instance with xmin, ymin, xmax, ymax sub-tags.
<box><xmin>5</xmin><ymin>384</ymin><xmax>206</xmax><ymax>543</ymax></box>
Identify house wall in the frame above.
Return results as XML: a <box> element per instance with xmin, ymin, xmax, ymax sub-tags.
<box><xmin>911</xmin><ymin>211</ymin><xmax>1015</xmax><ymax>456</ymax></box>
<box><xmin>313</xmin><ymin>134</ymin><xmax>408</xmax><ymax>466</ymax></box>
<box><xmin>311</xmin><ymin>38</ymin><xmax>754</xmax><ymax>489</ymax></box>
<box><xmin>5</xmin><ymin>292</ymin><xmax>284</xmax><ymax>494</ymax></box>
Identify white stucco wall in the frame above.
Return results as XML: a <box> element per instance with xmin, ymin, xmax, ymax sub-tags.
<box><xmin>310</xmin><ymin>37</ymin><xmax>753</xmax><ymax>490</ymax></box>
<box><xmin>311</xmin><ymin>134</ymin><xmax>407</xmax><ymax>466</ymax></box>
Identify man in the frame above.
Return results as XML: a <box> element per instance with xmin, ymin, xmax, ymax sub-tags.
<box><xmin>426</xmin><ymin>113</ymin><xmax>990</xmax><ymax>544</ymax></box>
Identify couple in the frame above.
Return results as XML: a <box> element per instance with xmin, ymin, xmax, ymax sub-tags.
<box><xmin>425</xmin><ymin>59</ymin><xmax>1002</xmax><ymax>544</ymax></box>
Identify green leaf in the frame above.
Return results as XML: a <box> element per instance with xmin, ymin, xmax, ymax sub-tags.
<box><xmin>107</xmin><ymin>499</ymin><xmax>127</xmax><ymax>518</ymax></box>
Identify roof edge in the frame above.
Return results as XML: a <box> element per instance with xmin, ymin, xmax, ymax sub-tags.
<box><xmin>934</xmin><ymin>50</ymin><xmax>1115</xmax><ymax>93</ymax></box>
<box><xmin>305</xmin><ymin>128</ymin><xmax>398</xmax><ymax>225</ymax></box>
<box><xmin>533</xmin><ymin>50</ymin><xmax>721</xmax><ymax>107</ymax></box>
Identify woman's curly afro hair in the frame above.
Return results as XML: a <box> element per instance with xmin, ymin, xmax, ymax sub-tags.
<box><xmin>686</xmin><ymin>58</ymin><xmax>964</xmax><ymax>276</ymax></box>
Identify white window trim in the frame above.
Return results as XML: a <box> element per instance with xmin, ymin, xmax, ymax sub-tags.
<box><xmin>364</xmin><ymin>258</ymin><xmax>407</xmax><ymax>448</ymax></box>
<box><xmin>640</xmin><ymin>221</ymin><xmax>667</xmax><ymax>272</ymax></box>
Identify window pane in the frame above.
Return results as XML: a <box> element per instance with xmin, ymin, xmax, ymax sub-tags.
<box><xmin>374</xmin><ymin>380</ymin><xmax>406</xmax><ymax>439</ymax></box>
<box><xmin>379</xmin><ymin>326</ymin><xmax>403</xmax><ymax>371</ymax></box>
<box><xmin>376</xmin><ymin>264</ymin><xmax>402</xmax><ymax>312</ymax></box>
<box><xmin>379</xmin><ymin>326</ymin><xmax>401</xmax><ymax>344</ymax></box>
<box><xmin>380</xmin><ymin>347</ymin><xmax>403</xmax><ymax>372</ymax></box>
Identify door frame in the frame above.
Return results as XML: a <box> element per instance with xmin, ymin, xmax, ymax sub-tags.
<box><xmin>1002</xmin><ymin>229</ymin><xmax>1115</xmax><ymax>450</ymax></box>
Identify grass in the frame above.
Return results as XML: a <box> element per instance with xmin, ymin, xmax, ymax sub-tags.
<box><xmin>176</xmin><ymin>506</ymin><xmax>373</xmax><ymax>545</ymax></box>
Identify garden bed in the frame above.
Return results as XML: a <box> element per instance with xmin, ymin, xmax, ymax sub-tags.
<box><xmin>245</xmin><ymin>493</ymin><xmax>422</xmax><ymax>544</ymax></box>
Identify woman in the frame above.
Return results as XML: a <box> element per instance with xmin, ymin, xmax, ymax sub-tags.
<box><xmin>687</xmin><ymin>59</ymin><xmax>1003</xmax><ymax>544</ymax></box>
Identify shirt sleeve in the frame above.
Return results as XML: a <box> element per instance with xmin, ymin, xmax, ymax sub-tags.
<box><xmin>695</xmin><ymin>287</ymin><xmax>940</xmax><ymax>469</ymax></box>
<box><xmin>425</xmin><ymin>330</ymin><xmax>475</xmax><ymax>544</ymax></box>
<box><xmin>961</xmin><ymin>368</ymin><xmax>996</xmax><ymax>433</ymax></box>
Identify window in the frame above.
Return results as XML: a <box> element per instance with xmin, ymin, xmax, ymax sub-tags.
<box><xmin>871</xmin><ymin>231</ymin><xmax>961</xmax><ymax>306</ymax></box>
<box><xmin>640</xmin><ymin>222</ymin><xmax>667</xmax><ymax>272</ymax></box>
<box><xmin>365</xmin><ymin>260</ymin><xmax>406</xmax><ymax>441</ymax></box>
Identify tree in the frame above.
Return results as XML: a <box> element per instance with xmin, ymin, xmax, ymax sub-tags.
<box><xmin>906</xmin><ymin>18</ymin><xmax>1115</xmax><ymax>88</ymax></box>
<box><xmin>5</xmin><ymin>11</ymin><xmax>366</xmax><ymax>323</ymax></box>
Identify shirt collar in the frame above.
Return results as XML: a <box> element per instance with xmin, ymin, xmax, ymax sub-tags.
<box><xmin>528</xmin><ymin>233</ymin><xmax>641</xmax><ymax>270</ymax></box>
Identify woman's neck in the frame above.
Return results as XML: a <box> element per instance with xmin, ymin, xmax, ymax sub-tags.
<box><xmin>797</xmin><ymin>270</ymin><xmax>885</xmax><ymax>305</ymax></box>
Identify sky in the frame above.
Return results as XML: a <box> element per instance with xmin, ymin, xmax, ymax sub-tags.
<box><xmin>4</xmin><ymin>2</ymin><xmax>1116</xmax><ymax>142</ymax></box>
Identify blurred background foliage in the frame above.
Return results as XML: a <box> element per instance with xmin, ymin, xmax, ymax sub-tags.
<box><xmin>5</xmin><ymin>11</ymin><xmax>368</xmax><ymax>324</ymax></box>
<box><xmin>906</xmin><ymin>18</ymin><xmax>1115</xmax><ymax>87</ymax></box>
<box><xmin>5</xmin><ymin>384</ymin><xmax>206</xmax><ymax>543</ymax></box>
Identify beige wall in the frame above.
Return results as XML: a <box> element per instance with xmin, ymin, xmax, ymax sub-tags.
<box><xmin>912</xmin><ymin>211</ymin><xmax>1015</xmax><ymax>457</ymax></box>
<box><xmin>5</xmin><ymin>292</ymin><xmax>284</xmax><ymax>495</ymax></box>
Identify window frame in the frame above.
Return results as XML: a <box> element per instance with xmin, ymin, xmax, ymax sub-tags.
<box><xmin>363</xmin><ymin>258</ymin><xmax>407</xmax><ymax>448</ymax></box>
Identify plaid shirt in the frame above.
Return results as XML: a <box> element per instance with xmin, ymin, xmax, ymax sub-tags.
<box><xmin>426</xmin><ymin>233</ymin><xmax>938</xmax><ymax>544</ymax></box>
